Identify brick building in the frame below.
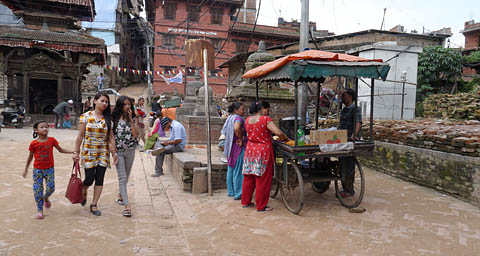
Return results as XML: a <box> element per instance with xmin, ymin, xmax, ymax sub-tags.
<box><xmin>152</xmin><ymin>0</ymin><xmax>299</xmax><ymax>96</ymax></box>
<box><xmin>461</xmin><ymin>20</ymin><xmax>480</xmax><ymax>75</ymax></box>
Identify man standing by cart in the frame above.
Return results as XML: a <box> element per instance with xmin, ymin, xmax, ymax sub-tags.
<box><xmin>338</xmin><ymin>88</ymin><xmax>361</xmax><ymax>197</ymax></box>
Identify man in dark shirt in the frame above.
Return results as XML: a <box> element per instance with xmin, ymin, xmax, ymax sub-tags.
<box><xmin>337</xmin><ymin>88</ymin><xmax>362</xmax><ymax>197</ymax></box>
<box><xmin>53</xmin><ymin>99</ymin><xmax>72</xmax><ymax>129</ymax></box>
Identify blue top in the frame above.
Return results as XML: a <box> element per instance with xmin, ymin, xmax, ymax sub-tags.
<box><xmin>170</xmin><ymin>120</ymin><xmax>187</xmax><ymax>151</ymax></box>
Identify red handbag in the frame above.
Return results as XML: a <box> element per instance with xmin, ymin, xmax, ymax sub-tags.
<box><xmin>65</xmin><ymin>161</ymin><xmax>84</xmax><ymax>204</ymax></box>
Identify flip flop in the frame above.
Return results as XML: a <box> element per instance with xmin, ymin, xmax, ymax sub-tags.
<box><xmin>44</xmin><ymin>199</ymin><xmax>51</xmax><ymax>209</ymax></box>
<box><xmin>35</xmin><ymin>213</ymin><xmax>44</xmax><ymax>219</ymax></box>
<box><xmin>89</xmin><ymin>204</ymin><xmax>101</xmax><ymax>216</ymax></box>
<box><xmin>122</xmin><ymin>209</ymin><xmax>132</xmax><ymax>217</ymax></box>
<box><xmin>242</xmin><ymin>203</ymin><xmax>254</xmax><ymax>208</ymax></box>
<box><xmin>116</xmin><ymin>198</ymin><xmax>124</xmax><ymax>205</ymax></box>
<box><xmin>257</xmin><ymin>206</ymin><xmax>273</xmax><ymax>212</ymax></box>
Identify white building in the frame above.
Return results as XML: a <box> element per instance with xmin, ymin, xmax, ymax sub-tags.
<box><xmin>349</xmin><ymin>42</ymin><xmax>422</xmax><ymax>120</ymax></box>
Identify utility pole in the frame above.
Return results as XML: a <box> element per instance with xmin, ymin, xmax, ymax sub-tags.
<box><xmin>298</xmin><ymin>0</ymin><xmax>309</xmax><ymax>125</ymax></box>
<box><xmin>400</xmin><ymin>71</ymin><xmax>407</xmax><ymax>119</ymax></box>
<box><xmin>146</xmin><ymin>36</ymin><xmax>152</xmax><ymax>102</ymax></box>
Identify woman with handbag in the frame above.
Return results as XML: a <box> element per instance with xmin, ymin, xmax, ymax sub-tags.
<box><xmin>111</xmin><ymin>96</ymin><xmax>137</xmax><ymax>217</ymax></box>
<box><xmin>73</xmin><ymin>92</ymin><xmax>118</xmax><ymax>216</ymax></box>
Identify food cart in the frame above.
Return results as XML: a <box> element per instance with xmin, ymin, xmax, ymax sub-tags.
<box><xmin>242</xmin><ymin>50</ymin><xmax>390</xmax><ymax>214</ymax></box>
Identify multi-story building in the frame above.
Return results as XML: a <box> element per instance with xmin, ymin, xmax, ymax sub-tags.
<box><xmin>461</xmin><ymin>20</ymin><xmax>480</xmax><ymax>76</ymax></box>
<box><xmin>153</xmin><ymin>0</ymin><xmax>299</xmax><ymax>96</ymax></box>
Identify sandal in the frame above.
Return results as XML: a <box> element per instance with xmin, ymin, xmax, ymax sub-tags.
<box><xmin>116</xmin><ymin>198</ymin><xmax>124</xmax><ymax>205</ymax></box>
<box><xmin>122</xmin><ymin>208</ymin><xmax>132</xmax><ymax>217</ymax></box>
<box><xmin>35</xmin><ymin>212</ymin><xmax>44</xmax><ymax>219</ymax></box>
<box><xmin>89</xmin><ymin>204</ymin><xmax>101</xmax><ymax>216</ymax></box>
<box><xmin>44</xmin><ymin>198</ymin><xmax>51</xmax><ymax>209</ymax></box>
<box><xmin>242</xmin><ymin>203</ymin><xmax>254</xmax><ymax>208</ymax></box>
<box><xmin>257</xmin><ymin>206</ymin><xmax>273</xmax><ymax>212</ymax></box>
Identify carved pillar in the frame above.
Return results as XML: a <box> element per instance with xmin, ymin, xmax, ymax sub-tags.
<box><xmin>57</xmin><ymin>75</ymin><xmax>63</xmax><ymax>103</ymax></box>
<box><xmin>23</xmin><ymin>73</ymin><xmax>28</xmax><ymax>112</ymax></box>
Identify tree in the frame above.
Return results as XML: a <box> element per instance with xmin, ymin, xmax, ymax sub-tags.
<box><xmin>417</xmin><ymin>46</ymin><xmax>463</xmax><ymax>103</ymax></box>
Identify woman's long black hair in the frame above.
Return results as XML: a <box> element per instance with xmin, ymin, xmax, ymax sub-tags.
<box><xmin>249</xmin><ymin>100</ymin><xmax>270</xmax><ymax>114</ymax></box>
<box><xmin>228</xmin><ymin>102</ymin><xmax>242</xmax><ymax>114</ymax></box>
<box><xmin>93</xmin><ymin>91</ymin><xmax>113</xmax><ymax>139</ymax></box>
<box><xmin>112</xmin><ymin>96</ymin><xmax>136</xmax><ymax>133</ymax></box>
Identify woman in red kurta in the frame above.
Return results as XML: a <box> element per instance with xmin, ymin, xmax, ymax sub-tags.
<box><xmin>242</xmin><ymin>101</ymin><xmax>287</xmax><ymax>212</ymax></box>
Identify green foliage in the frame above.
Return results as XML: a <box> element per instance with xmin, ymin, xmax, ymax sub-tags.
<box><xmin>417</xmin><ymin>46</ymin><xmax>463</xmax><ymax>106</ymax></box>
<box><xmin>464</xmin><ymin>50</ymin><xmax>480</xmax><ymax>63</ymax></box>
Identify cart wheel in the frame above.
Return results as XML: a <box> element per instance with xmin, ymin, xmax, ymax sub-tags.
<box><xmin>312</xmin><ymin>181</ymin><xmax>331</xmax><ymax>194</ymax></box>
<box><xmin>270</xmin><ymin>164</ymin><xmax>280</xmax><ymax>198</ymax></box>
<box><xmin>280</xmin><ymin>160</ymin><xmax>304</xmax><ymax>215</ymax></box>
<box><xmin>334</xmin><ymin>158</ymin><xmax>365</xmax><ymax>208</ymax></box>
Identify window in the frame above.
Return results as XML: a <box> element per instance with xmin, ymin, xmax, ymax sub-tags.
<box><xmin>162</xmin><ymin>34</ymin><xmax>176</xmax><ymax>48</ymax></box>
<box><xmin>234</xmin><ymin>40</ymin><xmax>249</xmax><ymax>53</ymax></box>
<box><xmin>187</xmin><ymin>5</ymin><xmax>200</xmax><ymax>22</ymax></box>
<box><xmin>211</xmin><ymin>39</ymin><xmax>224</xmax><ymax>52</ymax></box>
<box><xmin>210</xmin><ymin>8</ymin><xmax>223</xmax><ymax>25</ymax></box>
<box><xmin>164</xmin><ymin>3</ymin><xmax>176</xmax><ymax>20</ymax></box>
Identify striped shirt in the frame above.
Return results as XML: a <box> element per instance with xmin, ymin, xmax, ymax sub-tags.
<box><xmin>80</xmin><ymin>111</ymin><xmax>110</xmax><ymax>169</ymax></box>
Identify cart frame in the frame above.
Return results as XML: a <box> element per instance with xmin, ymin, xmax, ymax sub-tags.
<box><xmin>244</xmin><ymin>53</ymin><xmax>390</xmax><ymax>214</ymax></box>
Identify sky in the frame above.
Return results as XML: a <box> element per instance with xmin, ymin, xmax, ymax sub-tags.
<box><xmin>255</xmin><ymin>0</ymin><xmax>478</xmax><ymax>48</ymax></box>
<box><xmin>82</xmin><ymin>0</ymin><xmax>117</xmax><ymax>30</ymax></box>
<box><xmin>82</xmin><ymin>0</ymin><xmax>478</xmax><ymax>48</ymax></box>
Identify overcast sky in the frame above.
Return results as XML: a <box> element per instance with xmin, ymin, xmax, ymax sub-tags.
<box><xmin>256</xmin><ymin>0</ymin><xmax>478</xmax><ymax>48</ymax></box>
<box><xmin>84</xmin><ymin>0</ymin><xmax>477</xmax><ymax>48</ymax></box>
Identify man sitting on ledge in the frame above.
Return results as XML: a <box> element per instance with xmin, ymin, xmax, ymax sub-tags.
<box><xmin>151</xmin><ymin>117</ymin><xmax>187</xmax><ymax>177</ymax></box>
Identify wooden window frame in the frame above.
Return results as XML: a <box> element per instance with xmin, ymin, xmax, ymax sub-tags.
<box><xmin>187</xmin><ymin>5</ymin><xmax>201</xmax><ymax>23</ymax></box>
<box><xmin>163</xmin><ymin>3</ymin><xmax>176</xmax><ymax>20</ymax></box>
<box><xmin>210</xmin><ymin>8</ymin><xmax>223</xmax><ymax>25</ymax></box>
<box><xmin>162</xmin><ymin>34</ymin><xmax>176</xmax><ymax>48</ymax></box>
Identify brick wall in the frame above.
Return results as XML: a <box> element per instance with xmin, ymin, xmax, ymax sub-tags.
<box><xmin>182</xmin><ymin>116</ymin><xmax>225</xmax><ymax>144</ymax></box>
<box><xmin>359</xmin><ymin>142</ymin><xmax>480</xmax><ymax>207</ymax></box>
<box><xmin>465</xmin><ymin>31</ymin><xmax>480</xmax><ymax>50</ymax></box>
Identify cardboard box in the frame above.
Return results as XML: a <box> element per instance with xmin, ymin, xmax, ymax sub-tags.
<box><xmin>310</xmin><ymin>130</ymin><xmax>347</xmax><ymax>145</ymax></box>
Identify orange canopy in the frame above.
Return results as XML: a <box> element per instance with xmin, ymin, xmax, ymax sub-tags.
<box><xmin>242</xmin><ymin>50</ymin><xmax>384</xmax><ymax>79</ymax></box>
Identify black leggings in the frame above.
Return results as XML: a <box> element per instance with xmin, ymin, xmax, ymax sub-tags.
<box><xmin>84</xmin><ymin>166</ymin><xmax>107</xmax><ymax>186</ymax></box>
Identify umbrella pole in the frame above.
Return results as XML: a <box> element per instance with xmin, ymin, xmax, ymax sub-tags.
<box><xmin>315</xmin><ymin>81</ymin><xmax>320</xmax><ymax>130</ymax></box>
<box><xmin>370</xmin><ymin>78</ymin><xmax>374</xmax><ymax>142</ymax></box>
<box><xmin>255</xmin><ymin>81</ymin><xmax>259</xmax><ymax>102</ymax></box>
<box><xmin>294</xmin><ymin>81</ymin><xmax>298</xmax><ymax>146</ymax></box>
<box><xmin>203</xmin><ymin>48</ymin><xmax>212</xmax><ymax>196</ymax></box>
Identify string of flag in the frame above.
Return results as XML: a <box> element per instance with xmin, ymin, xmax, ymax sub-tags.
<box><xmin>104</xmin><ymin>65</ymin><xmax>226</xmax><ymax>78</ymax></box>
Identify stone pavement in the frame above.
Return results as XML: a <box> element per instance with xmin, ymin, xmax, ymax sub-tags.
<box><xmin>2</xmin><ymin>127</ymin><xmax>480</xmax><ymax>255</ymax></box>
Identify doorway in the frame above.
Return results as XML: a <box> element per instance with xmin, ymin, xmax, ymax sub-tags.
<box><xmin>29</xmin><ymin>79</ymin><xmax>57</xmax><ymax>114</ymax></box>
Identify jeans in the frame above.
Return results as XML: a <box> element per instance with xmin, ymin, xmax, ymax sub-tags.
<box><xmin>154</xmin><ymin>141</ymin><xmax>183</xmax><ymax>175</ymax></box>
<box><xmin>116</xmin><ymin>149</ymin><xmax>135</xmax><ymax>205</ymax></box>
<box><xmin>53</xmin><ymin>111</ymin><xmax>63</xmax><ymax>129</ymax></box>
<box><xmin>340</xmin><ymin>156</ymin><xmax>355</xmax><ymax>194</ymax></box>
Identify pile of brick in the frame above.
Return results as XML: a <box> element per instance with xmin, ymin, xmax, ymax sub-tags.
<box><xmin>363</xmin><ymin>119</ymin><xmax>480</xmax><ymax>157</ymax></box>
<box><xmin>314</xmin><ymin>118</ymin><xmax>480</xmax><ymax>157</ymax></box>
<box><xmin>423</xmin><ymin>91</ymin><xmax>480</xmax><ymax>120</ymax></box>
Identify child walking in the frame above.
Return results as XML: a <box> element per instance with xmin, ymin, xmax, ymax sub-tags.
<box><xmin>23</xmin><ymin>120</ymin><xmax>74</xmax><ymax>219</ymax></box>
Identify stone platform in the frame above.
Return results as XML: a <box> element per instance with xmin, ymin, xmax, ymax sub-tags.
<box><xmin>165</xmin><ymin>146</ymin><xmax>228</xmax><ymax>193</ymax></box>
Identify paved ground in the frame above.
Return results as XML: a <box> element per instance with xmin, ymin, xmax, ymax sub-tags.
<box><xmin>1</xmin><ymin>127</ymin><xmax>480</xmax><ymax>255</ymax></box>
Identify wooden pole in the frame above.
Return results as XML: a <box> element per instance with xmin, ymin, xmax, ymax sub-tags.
<box><xmin>203</xmin><ymin>48</ymin><xmax>213</xmax><ymax>196</ymax></box>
